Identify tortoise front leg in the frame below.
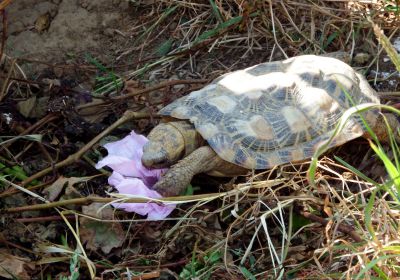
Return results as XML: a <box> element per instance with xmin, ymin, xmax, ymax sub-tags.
<box><xmin>152</xmin><ymin>146</ymin><xmax>219</xmax><ymax>196</ymax></box>
<box><xmin>152</xmin><ymin>146</ymin><xmax>245</xmax><ymax>196</ymax></box>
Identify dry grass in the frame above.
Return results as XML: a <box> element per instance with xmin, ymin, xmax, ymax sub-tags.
<box><xmin>1</xmin><ymin>0</ymin><xmax>400</xmax><ymax>279</ymax></box>
<box><xmin>111</xmin><ymin>1</ymin><xmax>400</xmax><ymax>278</ymax></box>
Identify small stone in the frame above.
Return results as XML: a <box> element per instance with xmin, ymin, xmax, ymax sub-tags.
<box><xmin>353</xmin><ymin>52</ymin><xmax>371</xmax><ymax>65</ymax></box>
<box><xmin>170</xmin><ymin>75</ymin><xmax>185</xmax><ymax>90</ymax></box>
<box><xmin>78</xmin><ymin>0</ymin><xmax>89</xmax><ymax>9</ymax></box>
<box><xmin>34</xmin><ymin>12</ymin><xmax>51</xmax><ymax>33</ymax></box>
<box><xmin>103</xmin><ymin>28</ymin><xmax>114</xmax><ymax>36</ymax></box>
<box><xmin>168</xmin><ymin>22</ymin><xmax>177</xmax><ymax>31</ymax></box>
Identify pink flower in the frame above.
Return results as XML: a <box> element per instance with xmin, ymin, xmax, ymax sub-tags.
<box><xmin>96</xmin><ymin>131</ymin><xmax>164</xmax><ymax>186</ymax></box>
<box><xmin>96</xmin><ymin>131</ymin><xmax>175</xmax><ymax>220</ymax></box>
<box><xmin>108</xmin><ymin>172</ymin><xmax>174</xmax><ymax>220</ymax></box>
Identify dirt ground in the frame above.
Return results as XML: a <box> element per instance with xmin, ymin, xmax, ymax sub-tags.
<box><xmin>7</xmin><ymin>0</ymin><xmax>400</xmax><ymax>89</ymax></box>
<box><xmin>7</xmin><ymin>0</ymin><xmax>134</xmax><ymax>73</ymax></box>
<box><xmin>1</xmin><ymin>0</ymin><xmax>400</xmax><ymax>279</ymax></box>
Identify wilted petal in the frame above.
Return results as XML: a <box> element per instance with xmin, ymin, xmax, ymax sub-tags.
<box><xmin>108</xmin><ymin>171</ymin><xmax>125</xmax><ymax>186</ymax></box>
<box><xmin>111</xmin><ymin>174</ymin><xmax>175</xmax><ymax>220</ymax></box>
<box><xmin>140</xmin><ymin>168</ymin><xmax>166</xmax><ymax>187</ymax></box>
<box><xmin>96</xmin><ymin>155</ymin><xmax>142</xmax><ymax>178</ymax></box>
<box><xmin>96</xmin><ymin>131</ymin><xmax>174</xmax><ymax>219</ymax></box>
<box><xmin>146</xmin><ymin>203</ymin><xmax>176</xmax><ymax>220</ymax></box>
<box><xmin>96</xmin><ymin>131</ymin><xmax>166</xmax><ymax>186</ymax></box>
<box><xmin>104</xmin><ymin>131</ymin><xmax>147</xmax><ymax>160</ymax></box>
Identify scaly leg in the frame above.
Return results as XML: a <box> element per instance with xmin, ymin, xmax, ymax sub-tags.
<box><xmin>152</xmin><ymin>146</ymin><xmax>246</xmax><ymax>196</ymax></box>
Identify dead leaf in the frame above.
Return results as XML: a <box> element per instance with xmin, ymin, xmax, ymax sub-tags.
<box><xmin>323</xmin><ymin>195</ymin><xmax>332</xmax><ymax>217</ymax></box>
<box><xmin>16</xmin><ymin>96</ymin><xmax>49</xmax><ymax>118</ymax></box>
<box><xmin>0</xmin><ymin>250</ymin><xmax>34</xmax><ymax>279</ymax></box>
<box><xmin>123</xmin><ymin>80</ymin><xmax>142</xmax><ymax>95</ymax></box>
<box><xmin>143</xmin><ymin>225</ymin><xmax>161</xmax><ymax>240</ymax></box>
<box><xmin>63</xmin><ymin>185</ymin><xmax>83</xmax><ymax>199</ymax></box>
<box><xmin>77</xmin><ymin>98</ymin><xmax>109</xmax><ymax>123</ymax></box>
<box><xmin>43</xmin><ymin>175</ymin><xmax>96</xmax><ymax>201</ymax></box>
<box><xmin>26</xmin><ymin>223</ymin><xmax>58</xmax><ymax>241</ymax></box>
<box><xmin>80</xmin><ymin>203</ymin><xmax>125</xmax><ymax>254</ymax></box>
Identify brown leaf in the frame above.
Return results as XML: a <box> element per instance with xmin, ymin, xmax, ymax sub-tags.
<box><xmin>143</xmin><ymin>225</ymin><xmax>161</xmax><ymax>240</ymax></box>
<box><xmin>43</xmin><ymin>176</ymin><xmax>95</xmax><ymax>201</ymax></box>
<box><xmin>0</xmin><ymin>250</ymin><xmax>34</xmax><ymax>280</ymax></box>
<box><xmin>80</xmin><ymin>203</ymin><xmax>125</xmax><ymax>254</ymax></box>
<box><xmin>16</xmin><ymin>96</ymin><xmax>49</xmax><ymax>118</ymax></box>
<box><xmin>323</xmin><ymin>195</ymin><xmax>332</xmax><ymax>217</ymax></box>
<box><xmin>77</xmin><ymin>98</ymin><xmax>109</xmax><ymax>123</ymax></box>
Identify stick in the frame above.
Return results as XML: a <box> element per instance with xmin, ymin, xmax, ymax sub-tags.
<box><xmin>299</xmin><ymin>210</ymin><xmax>363</xmax><ymax>242</ymax></box>
<box><xmin>20</xmin><ymin>110</ymin><xmax>149</xmax><ymax>186</ymax></box>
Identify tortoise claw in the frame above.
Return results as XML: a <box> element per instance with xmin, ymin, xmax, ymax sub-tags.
<box><xmin>152</xmin><ymin>167</ymin><xmax>193</xmax><ymax>197</ymax></box>
<box><xmin>151</xmin><ymin>146</ymin><xmax>219</xmax><ymax>196</ymax></box>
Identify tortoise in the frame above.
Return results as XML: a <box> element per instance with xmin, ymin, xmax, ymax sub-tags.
<box><xmin>141</xmin><ymin>54</ymin><xmax>399</xmax><ymax>197</ymax></box>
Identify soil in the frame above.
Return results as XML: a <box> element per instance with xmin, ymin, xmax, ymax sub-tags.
<box><xmin>7</xmin><ymin>1</ymin><xmax>400</xmax><ymax>90</ymax></box>
<box><xmin>7</xmin><ymin>0</ymin><xmax>136</xmax><ymax>74</ymax></box>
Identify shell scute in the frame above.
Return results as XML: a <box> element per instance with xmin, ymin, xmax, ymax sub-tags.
<box><xmin>159</xmin><ymin>55</ymin><xmax>380</xmax><ymax>169</ymax></box>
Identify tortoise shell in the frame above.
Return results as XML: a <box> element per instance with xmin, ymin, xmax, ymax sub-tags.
<box><xmin>159</xmin><ymin>55</ymin><xmax>380</xmax><ymax>169</ymax></box>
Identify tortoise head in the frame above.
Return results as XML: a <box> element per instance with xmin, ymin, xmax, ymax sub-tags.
<box><xmin>142</xmin><ymin>121</ymin><xmax>202</xmax><ymax>169</ymax></box>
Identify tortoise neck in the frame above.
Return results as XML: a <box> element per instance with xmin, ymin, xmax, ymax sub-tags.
<box><xmin>167</xmin><ymin>121</ymin><xmax>204</xmax><ymax>156</ymax></box>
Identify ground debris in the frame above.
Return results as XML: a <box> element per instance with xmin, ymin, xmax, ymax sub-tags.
<box><xmin>1</xmin><ymin>0</ymin><xmax>400</xmax><ymax>278</ymax></box>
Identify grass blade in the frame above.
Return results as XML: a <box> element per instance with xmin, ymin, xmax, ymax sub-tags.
<box><xmin>369</xmin><ymin>18</ymin><xmax>400</xmax><ymax>71</ymax></box>
<box><xmin>209</xmin><ymin>0</ymin><xmax>224</xmax><ymax>23</ymax></box>
<box><xmin>369</xmin><ymin>140</ymin><xmax>400</xmax><ymax>190</ymax></box>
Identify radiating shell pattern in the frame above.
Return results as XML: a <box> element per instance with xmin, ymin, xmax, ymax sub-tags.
<box><xmin>159</xmin><ymin>55</ymin><xmax>380</xmax><ymax>169</ymax></box>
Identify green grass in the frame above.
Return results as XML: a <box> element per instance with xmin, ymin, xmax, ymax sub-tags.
<box><xmin>306</xmin><ymin>31</ymin><xmax>400</xmax><ymax>275</ymax></box>
<box><xmin>370</xmin><ymin>19</ymin><xmax>400</xmax><ymax>71</ymax></box>
<box><xmin>179</xmin><ymin>250</ymin><xmax>223</xmax><ymax>280</ymax></box>
<box><xmin>85</xmin><ymin>54</ymin><xmax>122</xmax><ymax>96</ymax></box>
<box><xmin>95</xmin><ymin>7</ymin><xmax>259</xmax><ymax>96</ymax></box>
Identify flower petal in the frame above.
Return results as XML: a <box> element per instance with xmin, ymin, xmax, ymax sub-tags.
<box><xmin>110</xmin><ymin>172</ymin><xmax>175</xmax><ymax>220</ymax></box>
<box><xmin>96</xmin><ymin>155</ymin><xmax>142</xmax><ymax>177</ymax></box>
<box><xmin>105</xmin><ymin>131</ymin><xmax>147</xmax><ymax>160</ymax></box>
<box><xmin>96</xmin><ymin>131</ymin><xmax>166</xmax><ymax>186</ymax></box>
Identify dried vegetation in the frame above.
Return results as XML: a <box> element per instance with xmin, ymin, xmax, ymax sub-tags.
<box><xmin>1</xmin><ymin>0</ymin><xmax>400</xmax><ymax>279</ymax></box>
